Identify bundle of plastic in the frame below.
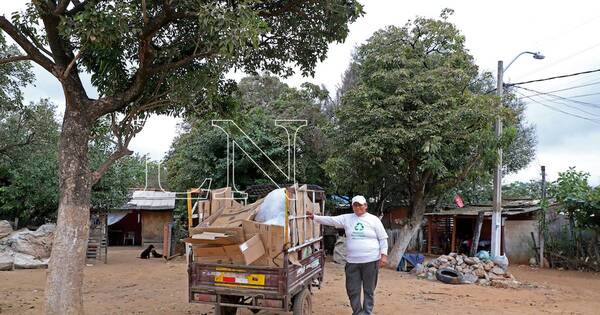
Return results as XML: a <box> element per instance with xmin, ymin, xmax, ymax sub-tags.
<box><xmin>254</xmin><ymin>188</ymin><xmax>287</xmax><ymax>226</ymax></box>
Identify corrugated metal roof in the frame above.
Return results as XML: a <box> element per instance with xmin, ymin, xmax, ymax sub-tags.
<box><xmin>119</xmin><ymin>190</ymin><xmax>176</xmax><ymax>210</ymax></box>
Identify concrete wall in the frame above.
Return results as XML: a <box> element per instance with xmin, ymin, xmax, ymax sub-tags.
<box><xmin>504</xmin><ymin>220</ymin><xmax>537</xmax><ymax>264</ymax></box>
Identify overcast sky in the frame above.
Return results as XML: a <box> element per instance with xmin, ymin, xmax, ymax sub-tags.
<box><xmin>2</xmin><ymin>1</ymin><xmax>599</xmax><ymax>186</ymax></box>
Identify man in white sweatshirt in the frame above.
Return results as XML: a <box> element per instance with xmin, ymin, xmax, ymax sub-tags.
<box><xmin>308</xmin><ymin>195</ymin><xmax>388</xmax><ymax>315</ymax></box>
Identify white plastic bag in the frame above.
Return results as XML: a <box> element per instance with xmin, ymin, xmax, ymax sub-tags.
<box><xmin>254</xmin><ymin>188</ymin><xmax>286</xmax><ymax>226</ymax></box>
<box><xmin>492</xmin><ymin>254</ymin><xmax>509</xmax><ymax>271</ymax></box>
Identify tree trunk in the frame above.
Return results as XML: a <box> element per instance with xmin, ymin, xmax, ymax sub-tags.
<box><xmin>387</xmin><ymin>173</ymin><xmax>428</xmax><ymax>268</ymax></box>
<box><xmin>388</xmin><ymin>214</ymin><xmax>423</xmax><ymax>269</ymax></box>
<box><xmin>45</xmin><ymin>107</ymin><xmax>92</xmax><ymax>315</ymax></box>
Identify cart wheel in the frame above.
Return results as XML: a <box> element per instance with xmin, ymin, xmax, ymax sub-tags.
<box><xmin>292</xmin><ymin>288</ymin><xmax>312</xmax><ymax>315</ymax></box>
<box><xmin>217</xmin><ymin>295</ymin><xmax>239</xmax><ymax>315</ymax></box>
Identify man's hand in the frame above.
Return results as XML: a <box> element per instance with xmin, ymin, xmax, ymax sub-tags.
<box><xmin>306</xmin><ymin>210</ymin><xmax>314</xmax><ymax>220</ymax></box>
<box><xmin>379</xmin><ymin>254</ymin><xmax>388</xmax><ymax>268</ymax></box>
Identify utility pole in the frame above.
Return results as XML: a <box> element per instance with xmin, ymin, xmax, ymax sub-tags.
<box><xmin>491</xmin><ymin>60</ymin><xmax>504</xmax><ymax>258</ymax></box>
<box><xmin>489</xmin><ymin>51</ymin><xmax>543</xmax><ymax>258</ymax></box>
<box><xmin>540</xmin><ymin>165</ymin><xmax>546</xmax><ymax>267</ymax></box>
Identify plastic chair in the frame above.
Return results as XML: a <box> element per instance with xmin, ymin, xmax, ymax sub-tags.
<box><xmin>123</xmin><ymin>231</ymin><xmax>135</xmax><ymax>246</ymax></box>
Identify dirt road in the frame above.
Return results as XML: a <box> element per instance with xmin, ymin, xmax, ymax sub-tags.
<box><xmin>1</xmin><ymin>247</ymin><xmax>600</xmax><ymax>314</ymax></box>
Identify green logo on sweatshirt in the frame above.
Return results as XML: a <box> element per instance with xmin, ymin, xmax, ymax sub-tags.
<box><xmin>354</xmin><ymin>222</ymin><xmax>364</xmax><ymax>231</ymax></box>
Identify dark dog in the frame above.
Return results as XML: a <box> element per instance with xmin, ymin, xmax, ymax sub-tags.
<box><xmin>139</xmin><ymin>244</ymin><xmax>154</xmax><ymax>259</ymax></box>
<box><xmin>151</xmin><ymin>249</ymin><xmax>163</xmax><ymax>258</ymax></box>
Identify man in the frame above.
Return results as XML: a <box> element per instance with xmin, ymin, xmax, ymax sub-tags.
<box><xmin>307</xmin><ymin>195</ymin><xmax>388</xmax><ymax>315</ymax></box>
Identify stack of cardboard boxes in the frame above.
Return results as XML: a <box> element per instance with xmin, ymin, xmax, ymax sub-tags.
<box><xmin>185</xmin><ymin>185</ymin><xmax>321</xmax><ymax>267</ymax></box>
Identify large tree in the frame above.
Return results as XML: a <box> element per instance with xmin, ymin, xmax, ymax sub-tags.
<box><xmin>327</xmin><ymin>10</ymin><xmax>531</xmax><ymax>267</ymax></box>
<box><xmin>0</xmin><ymin>1</ymin><xmax>362</xmax><ymax>313</ymax></box>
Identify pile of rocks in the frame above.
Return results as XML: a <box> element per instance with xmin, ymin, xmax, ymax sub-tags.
<box><xmin>413</xmin><ymin>252</ymin><xmax>521</xmax><ymax>287</ymax></box>
<box><xmin>0</xmin><ymin>220</ymin><xmax>55</xmax><ymax>271</ymax></box>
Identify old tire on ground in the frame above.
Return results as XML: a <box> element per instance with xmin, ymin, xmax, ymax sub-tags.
<box><xmin>292</xmin><ymin>288</ymin><xmax>312</xmax><ymax>315</ymax></box>
<box><xmin>436</xmin><ymin>268</ymin><xmax>463</xmax><ymax>284</ymax></box>
<box><xmin>218</xmin><ymin>295</ymin><xmax>239</xmax><ymax>315</ymax></box>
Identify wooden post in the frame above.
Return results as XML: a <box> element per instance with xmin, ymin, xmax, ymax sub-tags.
<box><xmin>451</xmin><ymin>215</ymin><xmax>457</xmax><ymax>253</ymax></box>
<box><xmin>187</xmin><ymin>190</ymin><xmax>193</xmax><ymax>234</ymax></box>
<box><xmin>470</xmin><ymin>211</ymin><xmax>484</xmax><ymax>257</ymax></box>
<box><xmin>427</xmin><ymin>218</ymin><xmax>432</xmax><ymax>255</ymax></box>
<box><xmin>540</xmin><ymin>165</ymin><xmax>546</xmax><ymax>268</ymax></box>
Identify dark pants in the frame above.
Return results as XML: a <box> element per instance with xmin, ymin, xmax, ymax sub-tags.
<box><xmin>345</xmin><ymin>260</ymin><xmax>379</xmax><ymax>315</ymax></box>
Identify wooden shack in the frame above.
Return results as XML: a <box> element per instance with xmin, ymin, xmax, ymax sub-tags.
<box><xmin>107</xmin><ymin>190</ymin><xmax>175</xmax><ymax>248</ymax></box>
<box><xmin>423</xmin><ymin>199</ymin><xmax>543</xmax><ymax>264</ymax></box>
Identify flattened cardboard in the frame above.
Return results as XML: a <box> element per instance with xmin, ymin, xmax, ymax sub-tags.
<box><xmin>187</xmin><ymin>227</ymin><xmax>244</xmax><ymax>245</ymax></box>
<box><xmin>211</xmin><ymin>199</ymin><xmax>263</xmax><ymax>227</ymax></box>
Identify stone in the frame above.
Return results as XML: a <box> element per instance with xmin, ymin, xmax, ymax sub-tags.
<box><xmin>447</xmin><ymin>255</ymin><xmax>456</xmax><ymax>262</ymax></box>
<box><xmin>7</xmin><ymin>225</ymin><xmax>55</xmax><ymax>259</ymax></box>
<box><xmin>13</xmin><ymin>253</ymin><xmax>49</xmax><ymax>269</ymax></box>
<box><xmin>456</xmin><ymin>266</ymin><xmax>463</xmax><ymax>272</ymax></box>
<box><xmin>456</xmin><ymin>256</ymin><xmax>464</xmax><ymax>265</ymax></box>
<box><xmin>472</xmin><ymin>257</ymin><xmax>481</xmax><ymax>264</ymax></box>
<box><xmin>529</xmin><ymin>257</ymin><xmax>537</xmax><ymax>266</ymax></box>
<box><xmin>0</xmin><ymin>250</ymin><xmax>14</xmax><ymax>271</ymax></box>
<box><xmin>474</xmin><ymin>267</ymin><xmax>486</xmax><ymax>278</ymax></box>
<box><xmin>477</xmin><ymin>279</ymin><xmax>490</xmax><ymax>286</ymax></box>
<box><xmin>491</xmin><ymin>279</ymin><xmax>521</xmax><ymax>289</ymax></box>
<box><xmin>488</xmin><ymin>272</ymin><xmax>505</xmax><ymax>280</ymax></box>
<box><xmin>0</xmin><ymin>220</ymin><xmax>13</xmax><ymax>239</ymax></box>
<box><xmin>438</xmin><ymin>257</ymin><xmax>448</xmax><ymax>264</ymax></box>
<box><xmin>491</xmin><ymin>266</ymin><xmax>506</xmax><ymax>275</ymax></box>
<box><xmin>483</xmin><ymin>262</ymin><xmax>494</xmax><ymax>271</ymax></box>
<box><xmin>461</xmin><ymin>272</ymin><xmax>478</xmax><ymax>284</ymax></box>
<box><xmin>463</xmin><ymin>257</ymin><xmax>476</xmax><ymax>265</ymax></box>
<box><xmin>449</xmin><ymin>252</ymin><xmax>458</xmax><ymax>258</ymax></box>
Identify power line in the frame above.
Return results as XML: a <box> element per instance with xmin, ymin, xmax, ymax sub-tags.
<box><xmin>507</xmin><ymin>68</ymin><xmax>600</xmax><ymax>86</ymax></box>
<box><xmin>514</xmin><ymin>85</ymin><xmax>600</xmax><ymax>109</ymax></box>
<box><xmin>515</xmin><ymin>91</ymin><xmax>600</xmax><ymax>125</ymax></box>
<box><xmin>530</xmin><ymin>93</ymin><xmax>600</xmax><ymax>117</ymax></box>
<box><xmin>517</xmin><ymin>79</ymin><xmax>600</xmax><ymax>98</ymax></box>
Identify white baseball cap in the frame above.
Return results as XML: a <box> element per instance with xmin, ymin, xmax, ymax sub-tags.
<box><xmin>351</xmin><ymin>195</ymin><xmax>367</xmax><ymax>205</ymax></box>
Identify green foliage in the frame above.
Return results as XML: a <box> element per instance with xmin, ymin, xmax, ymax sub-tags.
<box><xmin>550</xmin><ymin>167</ymin><xmax>599</xmax><ymax>229</ymax></box>
<box><xmin>0</xmin><ymin>101</ymin><xmax>146</xmax><ymax>225</ymax></box>
<box><xmin>0</xmin><ymin>33</ymin><xmax>33</xmax><ymax>111</ymax></box>
<box><xmin>165</xmin><ymin>74</ymin><xmax>333</xmax><ymax>194</ymax></box>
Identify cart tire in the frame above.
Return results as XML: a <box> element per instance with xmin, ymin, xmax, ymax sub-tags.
<box><xmin>292</xmin><ymin>288</ymin><xmax>312</xmax><ymax>315</ymax></box>
<box><xmin>218</xmin><ymin>295</ymin><xmax>239</xmax><ymax>315</ymax></box>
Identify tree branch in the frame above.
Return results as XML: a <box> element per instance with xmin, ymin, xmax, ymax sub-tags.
<box><xmin>0</xmin><ymin>16</ymin><xmax>57</xmax><ymax>74</ymax></box>
<box><xmin>90</xmin><ymin>147</ymin><xmax>133</xmax><ymax>184</ymax></box>
<box><xmin>61</xmin><ymin>50</ymin><xmax>82</xmax><ymax>80</ymax></box>
<box><xmin>0</xmin><ymin>55</ymin><xmax>31</xmax><ymax>64</ymax></box>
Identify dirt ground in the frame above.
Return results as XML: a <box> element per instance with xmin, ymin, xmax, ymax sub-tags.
<box><xmin>2</xmin><ymin>247</ymin><xmax>600</xmax><ymax>314</ymax></box>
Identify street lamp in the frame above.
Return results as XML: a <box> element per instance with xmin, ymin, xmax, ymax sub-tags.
<box><xmin>490</xmin><ymin>51</ymin><xmax>544</xmax><ymax>258</ymax></box>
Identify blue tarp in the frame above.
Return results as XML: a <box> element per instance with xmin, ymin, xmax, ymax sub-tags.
<box><xmin>397</xmin><ymin>253</ymin><xmax>425</xmax><ymax>271</ymax></box>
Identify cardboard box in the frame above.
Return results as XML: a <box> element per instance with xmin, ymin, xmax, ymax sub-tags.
<box><xmin>223</xmin><ymin>234</ymin><xmax>266</xmax><ymax>265</ymax></box>
<box><xmin>242</xmin><ymin>220</ymin><xmax>285</xmax><ymax>267</ymax></box>
<box><xmin>192</xmin><ymin>245</ymin><xmax>230</xmax><ymax>264</ymax></box>
<box><xmin>187</xmin><ymin>227</ymin><xmax>244</xmax><ymax>245</ymax></box>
